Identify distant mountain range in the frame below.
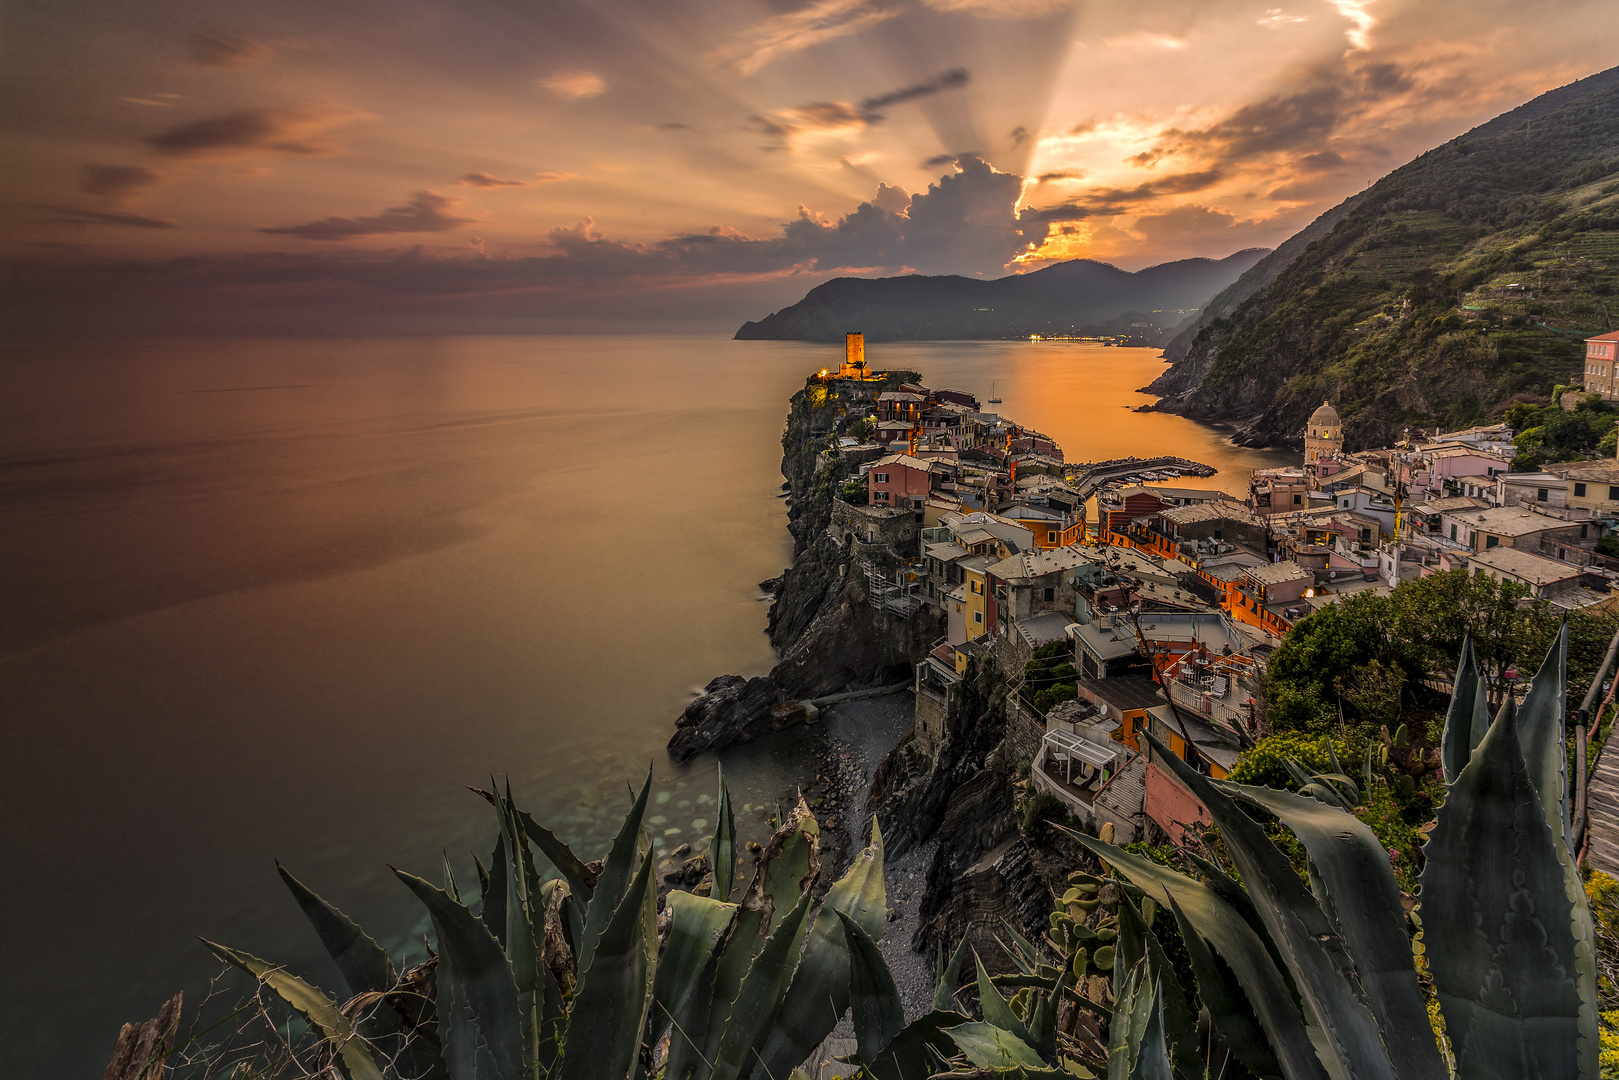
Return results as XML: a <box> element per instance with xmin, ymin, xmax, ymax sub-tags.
<box><xmin>1149</xmin><ymin>64</ymin><xmax>1619</xmax><ymax>449</ymax></box>
<box><xmin>733</xmin><ymin>249</ymin><xmax>1270</xmax><ymax>343</ymax></box>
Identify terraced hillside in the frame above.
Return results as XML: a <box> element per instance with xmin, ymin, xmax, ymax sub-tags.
<box><xmin>1149</xmin><ymin>66</ymin><xmax>1619</xmax><ymax>449</ymax></box>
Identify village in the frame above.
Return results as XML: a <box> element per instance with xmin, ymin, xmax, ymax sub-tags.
<box><xmin>814</xmin><ymin>330</ymin><xmax>1619</xmax><ymax>856</ymax></box>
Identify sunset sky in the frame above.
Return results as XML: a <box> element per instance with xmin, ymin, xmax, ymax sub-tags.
<box><xmin>4</xmin><ymin>0</ymin><xmax>1618</xmax><ymax>331</ymax></box>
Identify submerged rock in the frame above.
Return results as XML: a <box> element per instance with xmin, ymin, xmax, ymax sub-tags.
<box><xmin>667</xmin><ymin>674</ymin><xmax>780</xmax><ymax>763</ymax></box>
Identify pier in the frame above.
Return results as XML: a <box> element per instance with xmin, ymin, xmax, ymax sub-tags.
<box><xmin>1067</xmin><ymin>455</ymin><xmax>1218</xmax><ymax>493</ymax></box>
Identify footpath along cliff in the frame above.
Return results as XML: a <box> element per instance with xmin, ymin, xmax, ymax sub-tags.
<box><xmin>668</xmin><ymin>367</ymin><xmax>1086</xmax><ymax>974</ymax></box>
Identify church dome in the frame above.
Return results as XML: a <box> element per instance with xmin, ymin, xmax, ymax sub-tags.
<box><xmin>1309</xmin><ymin>400</ymin><xmax>1341</xmax><ymax>427</ymax></box>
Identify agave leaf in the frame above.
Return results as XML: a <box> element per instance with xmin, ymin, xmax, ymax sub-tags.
<box><xmin>482</xmin><ymin>832</ymin><xmax>508</xmax><ymax>950</ymax></box>
<box><xmin>1313</xmin><ymin>772</ymin><xmax>1361</xmax><ymax>804</ymax></box>
<box><xmin>1107</xmin><ymin>961</ymin><xmax>1148</xmax><ymax>1080</ymax></box>
<box><xmin>975</xmin><ymin>951</ymin><xmax>1038</xmax><ymax>1053</ymax></box>
<box><xmin>473</xmin><ymin>852</ymin><xmax>491</xmax><ymax>905</ymax></box>
<box><xmin>1515</xmin><ymin>623</ymin><xmax>1600</xmax><ymax>1078</ymax></box>
<box><xmin>1221</xmin><ymin>781</ymin><xmax>1447</xmax><ymax>1078</ymax></box>
<box><xmin>1420</xmin><ymin>692</ymin><xmax>1589</xmax><ymax>1080</ymax></box>
<box><xmin>1114</xmin><ymin>898</ymin><xmax>1198</xmax><ymax>1079</ymax></box>
<box><xmin>578</xmin><ymin>767</ymin><xmax>653</xmax><ymax>976</ymax></box>
<box><xmin>1027</xmin><ymin>958</ymin><xmax>1072</xmax><ymax>1064</ymax></box>
<box><xmin>1066</xmin><ymin>832</ymin><xmax>1327</xmax><ymax>1080</ymax></box>
<box><xmin>650</xmin><ymin>890</ymin><xmax>737</xmax><ymax>1045</ymax></box>
<box><xmin>752</xmin><ymin>817</ymin><xmax>886</xmax><ymax>1078</ymax></box>
<box><xmin>711</xmin><ymin>765</ymin><xmax>737</xmax><ymax>903</ymax></box>
<box><xmin>1281</xmin><ymin>757</ymin><xmax>1318</xmax><ymax>792</ymax></box>
<box><xmin>1162</xmin><ymin>894</ymin><xmax>1281</xmax><ymax>1080</ymax></box>
<box><xmin>203</xmin><ymin>940</ymin><xmax>384</xmax><ymax>1080</ymax></box>
<box><xmin>663</xmin><ymin>943</ymin><xmax>720</xmax><ymax>1080</ymax></box>
<box><xmin>275</xmin><ymin>863</ymin><xmax>395</xmax><ymax>998</ymax></box>
<box><xmin>493</xmin><ymin>787</ymin><xmax>542</xmax><ymax>1072</ymax></box>
<box><xmin>1140</xmin><ymin>733</ymin><xmax>1401</xmax><ymax>1080</ymax></box>
<box><xmin>396</xmin><ymin>870</ymin><xmax>527</xmax><ymax>1080</ymax></box>
<box><xmin>1295</xmin><ymin>783</ymin><xmax>1345</xmax><ymax>809</ymax></box>
<box><xmin>758</xmin><ymin>796</ymin><xmax>821</xmax><ymax>933</ymax></box>
<box><xmin>839</xmin><ymin>910</ymin><xmax>904</xmax><ymax>1063</ymax></box>
<box><xmin>1000</xmin><ymin>917</ymin><xmax>1042</xmax><ymax>971</ymax></box>
<box><xmin>471</xmin><ymin>786</ymin><xmax>596</xmax><ymax>904</ymax></box>
<box><xmin>1133</xmin><ymin>980</ymin><xmax>1174</xmax><ymax>1080</ymax></box>
<box><xmin>556</xmin><ymin>848</ymin><xmax>656</xmax><ymax>1080</ymax></box>
<box><xmin>945</xmin><ymin>1021</ymin><xmax>1047</xmax><ymax>1069</ymax></box>
<box><xmin>862</xmin><ymin>1010</ymin><xmax>970</xmax><ymax>1080</ymax></box>
<box><xmin>709</xmin><ymin>890</ymin><xmax>814</xmax><ymax>1080</ymax></box>
<box><xmin>935</xmin><ymin>931</ymin><xmax>971</xmax><ymax>1012</ymax></box>
<box><xmin>1441</xmin><ymin>638</ymin><xmax>1486</xmax><ymax>780</ymax></box>
<box><xmin>443</xmin><ymin>851</ymin><xmax>461</xmax><ymax>904</ymax></box>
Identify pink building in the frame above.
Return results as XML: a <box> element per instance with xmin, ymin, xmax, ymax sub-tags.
<box><xmin>867</xmin><ymin>453</ymin><xmax>933</xmax><ymax>508</ymax></box>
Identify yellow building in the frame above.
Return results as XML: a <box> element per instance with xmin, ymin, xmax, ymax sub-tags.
<box><xmin>1554</xmin><ymin>459</ymin><xmax>1619</xmax><ymax>513</ymax></box>
<box><xmin>1304</xmin><ymin>400</ymin><xmax>1344</xmax><ymax>466</ymax></box>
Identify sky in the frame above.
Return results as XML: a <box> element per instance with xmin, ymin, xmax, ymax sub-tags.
<box><xmin>3</xmin><ymin>0</ymin><xmax>1617</xmax><ymax>333</ymax></box>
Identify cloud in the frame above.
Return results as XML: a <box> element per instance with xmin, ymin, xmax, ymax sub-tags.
<box><xmin>1328</xmin><ymin>0</ymin><xmax>1377</xmax><ymax>51</ymax></box>
<box><xmin>51</xmin><ymin>207</ymin><xmax>179</xmax><ymax>229</ymax></box>
<box><xmin>457</xmin><ymin>172</ymin><xmax>530</xmax><ymax>188</ymax></box>
<box><xmin>147</xmin><ymin>107</ymin><xmax>363</xmax><ymax>158</ymax></box>
<box><xmin>920</xmin><ymin>0</ymin><xmax>1075</xmax><ymax>15</ymax></box>
<box><xmin>260</xmin><ymin>190</ymin><xmax>476</xmax><ymax>241</ymax></box>
<box><xmin>121</xmin><ymin>96</ymin><xmax>178</xmax><ymax>107</ymax></box>
<box><xmin>538</xmin><ymin>71</ymin><xmax>606</xmax><ymax>99</ymax></box>
<box><xmin>860</xmin><ymin>68</ymin><xmax>970</xmax><ymax>113</ymax></box>
<box><xmin>1036</xmin><ymin>170</ymin><xmax>1083</xmax><ymax>183</ymax></box>
<box><xmin>1081</xmin><ymin>168</ymin><xmax>1225</xmax><ymax>205</ymax></box>
<box><xmin>79</xmin><ymin>164</ymin><xmax>162</xmax><ymax>202</ymax></box>
<box><xmin>1297</xmin><ymin>149</ymin><xmax>1347</xmax><ymax>171</ymax></box>
<box><xmin>187</xmin><ymin>32</ymin><xmax>271</xmax><ymax>68</ymax></box>
<box><xmin>922</xmin><ymin>151</ymin><xmax>978</xmax><ymax>167</ymax></box>
<box><xmin>1257</xmin><ymin>8</ymin><xmax>1310</xmax><ymax>29</ymax></box>
<box><xmin>709</xmin><ymin>0</ymin><xmax>899</xmax><ymax>77</ymax></box>
<box><xmin>535</xmin><ymin>171</ymin><xmax>577</xmax><ymax>182</ymax></box>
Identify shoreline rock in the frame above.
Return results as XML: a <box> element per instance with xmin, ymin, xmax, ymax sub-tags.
<box><xmin>667</xmin><ymin>674</ymin><xmax>779</xmax><ymax>763</ymax></box>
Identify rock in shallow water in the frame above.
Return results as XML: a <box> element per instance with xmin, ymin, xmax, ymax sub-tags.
<box><xmin>666</xmin><ymin>674</ymin><xmax>780</xmax><ymax>762</ymax></box>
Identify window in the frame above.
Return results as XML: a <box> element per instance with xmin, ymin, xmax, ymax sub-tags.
<box><xmin>1576</xmin><ymin>483</ymin><xmax>1588</xmax><ymax>498</ymax></box>
<box><xmin>1047</xmin><ymin>531</ymin><xmax>1057</xmax><ymax>543</ymax></box>
<box><xmin>1609</xmin><ymin>486</ymin><xmax>1619</xmax><ymax>502</ymax></box>
<box><xmin>971</xmin><ymin>580</ymin><xmax>983</xmax><ymax>595</ymax></box>
<box><xmin>1043</xmin><ymin>587</ymin><xmax>1056</xmax><ymax>602</ymax></box>
<box><xmin>1212</xmin><ymin>529</ymin><xmax>1223</xmax><ymax>540</ymax></box>
<box><xmin>1538</xmin><ymin>488</ymin><xmax>1548</xmax><ymax>501</ymax></box>
<box><xmin>1582</xmin><ymin>524</ymin><xmax>1589</xmax><ymax>539</ymax></box>
<box><xmin>1485</xmin><ymin>535</ymin><xmax>1499</xmax><ymax>549</ymax></box>
<box><xmin>973</xmin><ymin>611</ymin><xmax>983</xmax><ymax>624</ymax></box>
<box><xmin>1450</xmin><ymin>524</ymin><xmax>1458</xmax><ymax>540</ymax></box>
<box><xmin>873</xmin><ymin>472</ymin><xmax>888</xmax><ymax>484</ymax></box>
<box><xmin>1292</xmin><ymin>493</ymin><xmax>1302</xmax><ymax>505</ymax></box>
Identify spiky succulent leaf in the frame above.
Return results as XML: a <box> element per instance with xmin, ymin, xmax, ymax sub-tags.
<box><xmin>492</xmin><ymin>788</ymin><xmax>540</xmax><ymax>1071</ymax></box>
<box><xmin>472</xmin><ymin>786</ymin><xmax>596</xmax><ymax>904</ymax></box>
<box><xmin>944</xmin><ymin>1021</ymin><xmax>1047</xmax><ymax>1069</ymax></box>
<box><xmin>1114</xmin><ymin>898</ymin><xmax>1199</xmax><ymax>1079</ymax></box>
<box><xmin>650</xmin><ymin>891</ymin><xmax>737</xmax><ymax>1044</ymax></box>
<box><xmin>482</xmin><ymin>832</ymin><xmax>508</xmax><ymax>949</ymax></box>
<box><xmin>753</xmin><ymin>817</ymin><xmax>886</xmax><ymax>1079</ymax></box>
<box><xmin>578</xmin><ymin>767</ymin><xmax>652</xmax><ymax>976</ymax></box>
<box><xmin>861</xmin><ymin>1010</ymin><xmax>969</xmax><ymax>1080</ymax></box>
<box><xmin>557</xmin><ymin>849</ymin><xmax>656</xmax><ymax>1080</ymax></box>
<box><xmin>1420</xmin><ymin>689</ymin><xmax>1590</xmax><ymax>1080</ymax></box>
<box><xmin>395</xmin><ymin>870</ymin><xmax>527</xmax><ymax>1080</ymax></box>
<box><xmin>443</xmin><ymin>851</ymin><xmax>460</xmax><ymax>903</ymax></box>
<box><xmin>1028</xmin><ymin>959</ymin><xmax>1072</xmax><ymax>1063</ymax></box>
<box><xmin>1162</xmin><ymin>894</ymin><xmax>1281</xmax><ymax>1080</ymax></box>
<box><xmin>203</xmin><ymin>940</ymin><xmax>384</xmax><ymax>1080</ymax></box>
<box><xmin>975</xmin><ymin>952</ymin><xmax>1038</xmax><ymax>1053</ymax></box>
<box><xmin>1221</xmin><ymin>781</ymin><xmax>1448</xmax><ymax>1078</ymax></box>
<box><xmin>1441</xmin><ymin>636</ymin><xmax>1491</xmax><ymax>780</ymax></box>
<box><xmin>1140</xmin><ymin>733</ymin><xmax>1402</xmax><ymax>1080</ymax></box>
<box><xmin>934</xmin><ymin>931</ymin><xmax>971</xmax><ymax>1012</ymax></box>
<box><xmin>711</xmin><ymin>765</ymin><xmax>737</xmax><ymax>903</ymax></box>
<box><xmin>1066</xmin><ymin>831</ymin><xmax>1327</xmax><ymax>1080</ymax></box>
<box><xmin>709</xmin><ymin>889</ymin><xmax>813</xmax><ymax>1080</ymax></box>
<box><xmin>275</xmin><ymin>863</ymin><xmax>395</xmax><ymax>998</ymax></box>
<box><xmin>839</xmin><ymin>910</ymin><xmax>904</xmax><ymax>1063</ymax></box>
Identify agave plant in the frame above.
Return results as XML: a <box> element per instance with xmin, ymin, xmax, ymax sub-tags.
<box><xmin>1066</xmin><ymin>625</ymin><xmax>1598</xmax><ymax>1080</ymax></box>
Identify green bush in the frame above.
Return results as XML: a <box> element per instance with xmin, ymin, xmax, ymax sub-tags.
<box><xmin>1228</xmin><ymin>732</ymin><xmax>1355</xmax><ymax>790</ymax></box>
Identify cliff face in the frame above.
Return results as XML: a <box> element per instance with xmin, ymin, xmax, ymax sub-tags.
<box><xmin>734</xmin><ymin>251</ymin><xmax>1268</xmax><ymax>344</ymax></box>
<box><xmin>1149</xmin><ymin>65</ymin><xmax>1619</xmax><ymax>449</ymax></box>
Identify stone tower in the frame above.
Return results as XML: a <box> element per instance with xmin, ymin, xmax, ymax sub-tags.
<box><xmin>1304</xmin><ymin>400</ymin><xmax>1343</xmax><ymax>465</ymax></box>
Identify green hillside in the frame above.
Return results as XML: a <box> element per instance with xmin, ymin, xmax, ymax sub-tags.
<box><xmin>1149</xmin><ymin>66</ymin><xmax>1619</xmax><ymax>449</ymax></box>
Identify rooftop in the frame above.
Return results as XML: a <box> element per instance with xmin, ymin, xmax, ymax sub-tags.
<box><xmin>870</xmin><ymin>452</ymin><xmax>933</xmax><ymax>472</ymax></box>
<box><xmin>1078</xmin><ymin>675</ymin><xmax>1164</xmax><ymax>714</ymax></box>
<box><xmin>1554</xmin><ymin>459</ymin><xmax>1619</xmax><ymax>483</ymax></box>
<box><xmin>986</xmin><ymin>545</ymin><xmax>1096</xmax><ymax>582</ymax></box>
<box><xmin>1467</xmin><ymin>545</ymin><xmax>1585</xmax><ymax>586</ymax></box>
<box><xmin>1450</xmin><ymin>505</ymin><xmax>1569</xmax><ymax>537</ymax></box>
<box><xmin>1421</xmin><ymin>495</ymin><xmax>1488</xmax><ymax>513</ymax></box>
<box><xmin>1244</xmin><ymin>561</ymin><xmax>1313</xmax><ymax>586</ymax></box>
<box><xmin>1014</xmin><ymin>610</ymin><xmax>1078</xmax><ymax>648</ymax></box>
<box><xmin>1160</xmin><ymin>502</ymin><xmax>1263</xmax><ymax>527</ymax></box>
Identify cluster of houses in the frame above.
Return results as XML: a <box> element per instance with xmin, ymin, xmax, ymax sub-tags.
<box><xmin>816</xmin><ymin>333</ymin><xmax>1619</xmax><ymax>849</ymax></box>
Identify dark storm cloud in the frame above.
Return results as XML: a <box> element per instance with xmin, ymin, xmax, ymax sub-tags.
<box><xmin>457</xmin><ymin>172</ymin><xmax>531</xmax><ymax>188</ymax></box>
<box><xmin>187</xmin><ymin>32</ymin><xmax>271</xmax><ymax>68</ymax></box>
<box><xmin>1036</xmin><ymin>170</ymin><xmax>1083</xmax><ymax>183</ymax></box>
<box><xmin>50</xmin><ymin>207</ymin><xmax>178</xmax><ymax>229</ymax></box>
<box><xmin>79</xmin><ymin>164</ymin><xmax>161</xmax><ymax>202</ymax></box>
<box><xmin>1086</xmin><ymin>168</ymin><xmax>1225</xmax><ymax>203</ymax></box>
<box><xmin>261</xmin><ymin>190</ymin><xmax>476</xmax><ymax>240</ymax></box>
<box><xmin>922</xmin><ymin>151</ymin><xmax>977</xmax><ymax>167</ymax></box>
<box><xmin>859</xmin><ymin>67</ymin><xmax>970</xmax><ymax>114</ymax></box>
<box><xmin>147</xmin><ymin>108</ymin><xmax>354</xmax><ymax>158</ymax></box>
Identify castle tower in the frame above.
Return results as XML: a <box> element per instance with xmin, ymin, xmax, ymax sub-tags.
<box><xmin>840</xmin><ymin>332</ymin><xmax>866</xmax><ymax>378</ymax></box>
<box><xmin>1304</xmin><ymin>400</ymin><xmax>1343</xmax><ymax>465</ymax></box>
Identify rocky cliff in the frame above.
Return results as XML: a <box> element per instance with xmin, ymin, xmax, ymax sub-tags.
<box><xmin>1148</xmin><ymin>65</ymin><xmax>1619</xmax><ymax>449</ymax></box>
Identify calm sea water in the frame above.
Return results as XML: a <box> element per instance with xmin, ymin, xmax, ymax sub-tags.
<box><xmin>0</xmin><ymin>336</ymin><xmax>1288</xmax><ymax>1077</ymax></box>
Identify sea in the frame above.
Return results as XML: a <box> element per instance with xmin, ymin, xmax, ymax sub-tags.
<box><xmin>0</xmin><ymin>335</ymin><xmax>1291</xmax><ymax>1077</ymax></box>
